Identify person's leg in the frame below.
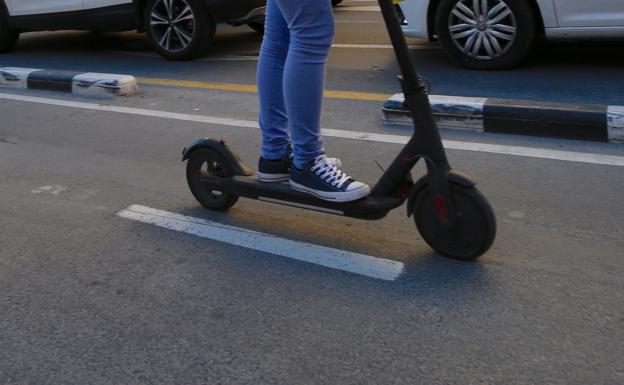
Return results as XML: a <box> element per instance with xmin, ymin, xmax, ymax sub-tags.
<box><xmin>277</xmin><ymin>0</ymin><xmax>369</xmax><ymax>202</ymax></box>
<box><xmin>257</xmin><ymin>0</ymin><xmax>291</xmax><ymax>161</ymax></box>
<box><xmin>275</xmin><ymin>0</ymin><xmax>334</xmax><ymax>169</ymax></box>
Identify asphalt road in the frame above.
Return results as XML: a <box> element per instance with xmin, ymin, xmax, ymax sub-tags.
<box><xmin>1</xmin><ymin>2</ymin><xmax>624</xmax><ymax>384</ymax></box>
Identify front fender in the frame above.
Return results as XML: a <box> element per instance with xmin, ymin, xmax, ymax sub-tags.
<box><xmin>182</xmin><ymin>138</ymin><xmax>255</xmax><ymax>176</ymax></box>
<box><xmin>406</xmin><ymin>169</ymin><xmax>477</xmax><ymax>217</ymax></box>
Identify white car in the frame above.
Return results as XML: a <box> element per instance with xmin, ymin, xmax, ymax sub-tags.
<box><xmin>399</xmin><ymin>0</ymin><xmax>624</xmax><ymax>69</ymax></box>
<box><xmin>0</xmin><ymin>0</ymin><xmax>265</xmax><ymax>60</ymax></box>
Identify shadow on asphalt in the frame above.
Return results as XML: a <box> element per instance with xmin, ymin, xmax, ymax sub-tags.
<box><xmin>13</xmin><ymin>29</ymin><xmax>261</xmax><ymax>57</ymax></box>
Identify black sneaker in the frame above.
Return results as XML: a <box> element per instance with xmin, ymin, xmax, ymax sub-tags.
<box><xmin>257</xmin><ymin>155</ymin><xmax>292</xmax><ymax>182</ymax></box>
<box><xmin>289</xmin><ymin>155</ymin><xmax>370</xmax><ymax>202</ymax></box>
<box><xmin>258</xmin><ymin>151</ymin><xmax>342</xmax><ymax>183</ymax></box>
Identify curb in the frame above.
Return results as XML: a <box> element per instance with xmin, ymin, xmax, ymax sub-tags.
<box><xmin>0</xmin><ymin>67</ymin><xmax>139</xmax><ymax>97</ymax></box>
<box><xmin>383</xmin><ymin>93</ymin><xmax>624</xmax><ymax>144</ymax></box>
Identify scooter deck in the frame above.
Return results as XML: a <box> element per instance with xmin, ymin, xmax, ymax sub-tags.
<box><xmin>204</xmin><ymin>176</ymin><xmax>405</xmax><ymax>220</ymax></box>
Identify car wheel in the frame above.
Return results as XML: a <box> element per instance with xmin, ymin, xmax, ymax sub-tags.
<box><xmin>0</xmin><ymin>5</ymin><xmax>19</xmax><ymax>53</ymax></box>
<box><xmin>144</xmin><ymin>0</ymin><xmax>215</xmax><ymax>61</ymax></box>
<box><xmin>436</xmin><ymin>0</ymin><xmax>536</xmax><ymax>70</ymax></box>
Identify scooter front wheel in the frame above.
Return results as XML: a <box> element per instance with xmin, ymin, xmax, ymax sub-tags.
<box><xmin>413</xmin><ymin>183</ymin><xmax>496</xmax><ymax>261</ymax></box>
<box><xmin>186</xmin><ymin>149</ymin><xmax>239</xmax><ymax>211</ymax></box>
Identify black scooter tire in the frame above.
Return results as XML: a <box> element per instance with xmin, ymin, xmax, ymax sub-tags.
<box><xmin>186</xmin><ymin>149</ymin><xmax>239</xmax><ymax>211</ymax></box>
<box><xmin>413</xmin><ymin>183</ymin><xmax>496</xmax><ymax>261</ymax></box>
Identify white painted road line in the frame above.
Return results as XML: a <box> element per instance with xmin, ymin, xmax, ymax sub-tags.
<box><xmin>1</xmin><ymin>92</ymin><xmax>624</xmax><ymax>167</ymax></box>
<box><xmin>118</xmin><ymin>205</ymin><xmax>404</xmax><ymax>281</ymax></box>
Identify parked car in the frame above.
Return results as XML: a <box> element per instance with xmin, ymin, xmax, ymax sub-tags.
<box><xmin>399</xmin><ymin>0</ymin><xmax>624</xmax><ymax>69</ymax></box>
<box><xmin>0</xmin><ymin>0</ymin><xmax>266</xmax><ymax>60</ymax></box>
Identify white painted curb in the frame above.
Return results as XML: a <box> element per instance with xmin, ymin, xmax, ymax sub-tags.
<box><xmin>0</xmin><ymin>67</ymin><xmax>139</xmax><ymax>97</ymax></box>
<box><xmin>607</xmin><ymin>106</ymin><xmax>624</xmax><ymax>144</ymax></box>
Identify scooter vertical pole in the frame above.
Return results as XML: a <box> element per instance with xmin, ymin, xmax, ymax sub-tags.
<box><xmin>373</xmin><ymin>0</ymin><xmax>450</xmax><ymax>195</ymax></box>
<box><xmin>373</xmin><ymin>0</ymin><xmax>458</xmax><ymax>228</ymax></box>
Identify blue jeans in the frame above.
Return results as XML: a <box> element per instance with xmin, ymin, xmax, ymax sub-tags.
<box><xmin>257</xmin><ymin>0</ymin><xmax>335</xmax><ymax>169</ymax></box>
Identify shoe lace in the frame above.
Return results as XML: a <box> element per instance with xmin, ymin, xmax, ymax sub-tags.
<box><xmin>311</xmin><ymin>156</ymin><xmax>351</xmax><ymax>189</ymax></box>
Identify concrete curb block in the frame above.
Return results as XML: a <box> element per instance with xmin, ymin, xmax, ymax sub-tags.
<box><xmin>383</xmin><ymin>93</ymin><xmax>624</xmax><ymax>144</ymax></box>
<box><xmin>0</xmin><ymin>67</ymin><xmax>139</xmax><ymax>97</ymax></box>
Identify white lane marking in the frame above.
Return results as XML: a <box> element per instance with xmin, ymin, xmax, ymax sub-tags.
<box><xmin>332</xmin><ymin>43</ymin><xmax>438</xmax><ymax>50</ymax></box>
<box><xmin>1</xmin><ymin>92</ymin><xmax>624</xmax><ymax>167</ymax></box>
<box><xmin>32</xmin><ymin>185</ymin><xmax>66</xmax><ymax>196</ymax></box>
<box><xmin>118</xmin><ymin>205</ymin><xmax>404</xmax><ymax>281</ymax></box>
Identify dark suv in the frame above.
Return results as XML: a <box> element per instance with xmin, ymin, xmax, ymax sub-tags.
<box><xmin>0</xmin><ymin>0</ymin><xmax>266</xmax><ymax>60</ymax></box>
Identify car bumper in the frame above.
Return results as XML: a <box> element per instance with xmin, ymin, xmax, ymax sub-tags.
<box><xmin>398</xmin><ymin>1</ymin><xmax>431</xmax><ymax>40</ymax></box>
<box><xmin>207</xmin><ymin>0</ymin><xmax>266</xmax><ymax>24</ymax></box>
<box><xmin>228</xmin><ymin>5</ymin><xmax>266</xmax><ymax>25</ymax></box>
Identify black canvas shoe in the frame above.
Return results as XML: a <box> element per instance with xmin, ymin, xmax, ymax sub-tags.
<box><xmin>289</xmin><ymin>155</ymin><xmax>370</xmax><ymax>202</ymax></box>
<box><xmin>257</xmin><ymin>155</ymin><xmax>292</xmax><ymax>182</ymax></box>
<box><xmin>258</xmin><ymin>150</ymin><xmax>342</xmax><ymax>183</ymax></box>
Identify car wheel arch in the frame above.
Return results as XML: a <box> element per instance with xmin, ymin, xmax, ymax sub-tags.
<box><xmin>134</xmin><ymin>0</ymin><xmax>218</xmax><ymax>29</ymax></box>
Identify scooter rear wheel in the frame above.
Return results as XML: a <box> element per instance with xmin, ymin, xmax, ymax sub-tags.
<box><xmin>186</xmin><ymin>149</ymin><xmax>239</xmax><ymax>211</ymax></box>
<box><xmin>413</xmin><ymin>183</ymin><xmax>496</xmax><ymax>261</ymax></box>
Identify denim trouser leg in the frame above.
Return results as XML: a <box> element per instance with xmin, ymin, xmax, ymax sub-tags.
<box><xmin>257</xmin><ymin>0</ymin><xmax>335</xmax><ymax>169</ymax></box>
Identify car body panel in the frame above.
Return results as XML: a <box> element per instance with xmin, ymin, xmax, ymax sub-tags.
<box><xmin>536</xmin><ymin>0</ymin><xmax>557</xmax><ymax>27</ymax></box>
<box><xmin>5</xmin><ymin>0</ymin><xmax>265</xmax><ymax>32</ymax></box>
<box><xmin>4</xmin><ymin>0</ymin><xmax>265</xmax><ymax>23</ymax></box>
<box><xmin>554</xmin><ymin>0</ymin><xmax>624</xmax><ymax>27</ymax></box>
<box><xmin>6</xmin><ymin>0</ymin><xmax>84</xmax><ymax>16</ymax></box>
<box><xmin>546</xmin><ymin>26</ymin><xmax>624</xmax><ymax>38</ymax></box>
<box><xmin>203</xmin><ymin>0</ymin><xmax>265</xmax><ymax>24</ymax></box>
<box><xmin>84</xmin><ymin>0</ymin><xmax>129</xmax><ymax>11</ymax></box>
<box><xmin>399</xmin><ymin>0</ymin><xmax>430</xmax><ymax>39</ymax></box>
<box><xmin>401</xmin><ymin>0</ymin><xmax>624</xmax><ymax>40</ymax></box>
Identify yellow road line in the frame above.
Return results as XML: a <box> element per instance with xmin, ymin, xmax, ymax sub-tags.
<box><xmin>136</xmin><ymin>77</ymin><xmax>391</xmax><ymax>102</ymax></box>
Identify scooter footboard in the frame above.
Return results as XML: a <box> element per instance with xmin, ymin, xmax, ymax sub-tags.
<box><xmin>206</xmin><ymin>176</ymin><xmax>404</xmax><ymax>220</ymax></box>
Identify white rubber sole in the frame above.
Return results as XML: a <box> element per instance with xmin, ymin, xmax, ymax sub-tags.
<box><xmin>256</xmin><ymin>172</ymin><xmax>289</xmax><ymax>182</ymax></box>
<box><xmin>289</xmin><ymin>181</ymin><xmax>370</xmax><ymax>202</ymax></box>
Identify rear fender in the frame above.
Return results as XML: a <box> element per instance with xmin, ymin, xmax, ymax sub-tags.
<box><xmin>182</xmin><ymin>138</ymin><xmax>255</xmax><ymax>176</ymax></box>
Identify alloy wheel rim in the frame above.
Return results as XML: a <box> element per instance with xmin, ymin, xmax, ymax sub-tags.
<box><xmin>150</xmin><ymin>0</ymin><xmax>195</xmax><ymax>52</ymax></box>
<box><xmin>448</xmin><ymin>0</ymin><xmax>517</xmax><ymax>60</ymax></box>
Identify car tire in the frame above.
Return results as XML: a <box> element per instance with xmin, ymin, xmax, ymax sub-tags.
<box><xmin>0</xmin><ymin>4</ymin><xmax>19</xmax><ymax>53</ymax></box>
<box><xmin>144</xmin><ymin>0</ymin><xmax>215</xmax><ymax>61</ymax></box>
<box><xmin>435</xmin><ymin>0</ymin><xmax>536</xmax><ymax>70</ymax></box>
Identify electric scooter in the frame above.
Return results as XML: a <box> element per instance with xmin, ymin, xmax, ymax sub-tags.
<box><xmin>182</xmin><ymin>0</ymin><xmax>496</xmax><ymax>261</ymax></box>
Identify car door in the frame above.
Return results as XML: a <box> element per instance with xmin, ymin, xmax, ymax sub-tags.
<box><xmin>81</xmin><ymin>0</ymin><xmax>135</xmax><ymax>31</ymax></box>
<box><xmin>7</xmin><ymin>0</ymin><xmax>84</xmax><ymax>16</ymax></box>
<box><xmin>83</xmin><ymin>0</ymin><xmax>131</xmax><ymax>11</ymax></box>
<box><xmin>554</xmin><ymin>0</ymin><xmax>624</xmax><ymax>27</ymax></box>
